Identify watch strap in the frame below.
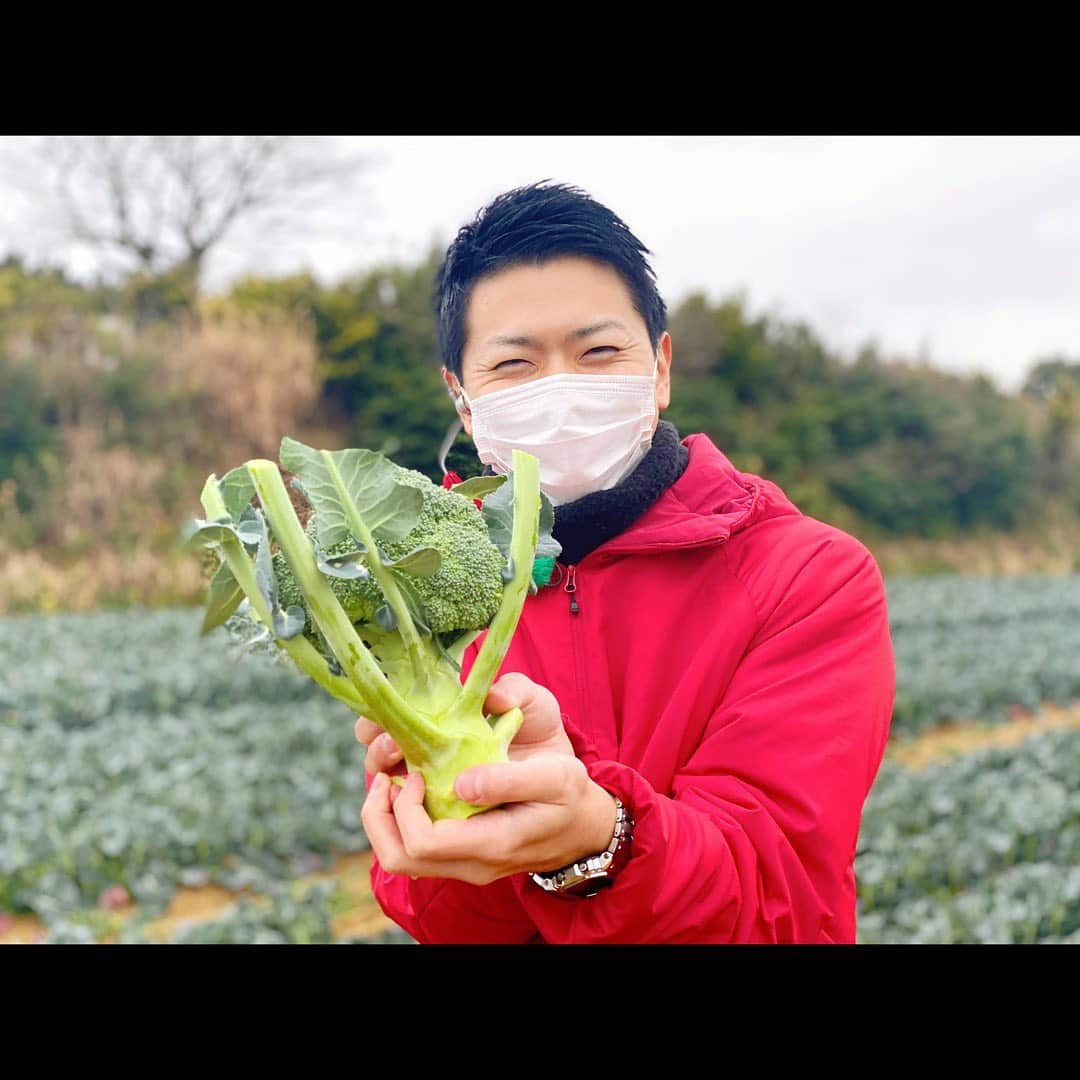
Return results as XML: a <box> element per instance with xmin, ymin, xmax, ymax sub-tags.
<box><xmin>529</xmin><ymin>797</ymin><xmax>634</xmax><ymax>898</ymax></box>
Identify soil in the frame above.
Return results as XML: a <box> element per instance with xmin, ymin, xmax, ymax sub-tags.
<box><xmin>0</xmin><ymin>850</ymin><xmax>395</xmax><ymax>945</ymax></box>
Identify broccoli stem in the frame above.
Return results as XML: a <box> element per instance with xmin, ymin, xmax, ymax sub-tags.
<box><xmin>459</xmin><ymin>449</ymin><xmax>541</xmax><ymax>718</ymax></box>
<box><xmin>244</xmin><ymin>460</ymin><xmax>445</xmax><ymax>765</ymax></box>
<box><xmin>319</xmin><ymin>449</ymin><xmax>426</xmax><ymax>672</ymax></box>
<box><xmin>199</xmin><ymin>475</ymin><xmax>369</xmax><ymax>716</ymax></box>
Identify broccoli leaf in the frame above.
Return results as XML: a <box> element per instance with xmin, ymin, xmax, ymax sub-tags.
<box><xmin>380</xmin><ymin>546</ymin><xmax>441</xmax><ymax>577</ymax></box>
<box><xmin>182</xmin><ymin>518</ymin><xmax>242</xmax><ymax>548</ymax></box>
<box><xmin>201</xmin><ymin>561</ymin><xmax>244</xmax><ymax>635</ymax></box>
<box><xmin>220</xmin><ymin>467</ymin><xmax>256</xmax><ymax>522</ymax></box>
<box><xmin>451</xmin><ymin>475</ymin><xmax>507</xmax><ymax>500</ymax></box>
<box><xmin>480</xmin><ymin>481</ymin><xmax>515</xmax><ymax>561</ymax></box>
<box><xmin>482</xmin><ymin>477</ymin><xmax>562</xmax><ymax>563</ymax></box>
<box><xmin>390</xmin><ymin>573</ymin><xmax>434</xmax><ymax>636</ymax></box>
<box><xmin>236</xmin><ymin>504</ymin><xmax>264</xmax><ymax>549</ymax></box>
<box><xmin>280</xmin><ymin>436</ymin><xmax>423</xmax><ymax>548</ymax></box>
<box><xmin>252</xmin><ymin>507</ymin><xmax>307</xmax><ymax>642</ymax></box>
<box><xmin>535</xmin><ymin>493</ymin><xmax>561</xmax><ymax>560</ymax></box>
<box><xmin>314</xmin><ymin>541</ymin><xmax>371</xmax><ymax>581</ymax></box>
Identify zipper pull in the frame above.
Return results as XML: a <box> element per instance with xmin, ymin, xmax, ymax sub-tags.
<box><xmin>564</xmin><ymin>564</ymin><xmax>579</xmax><ymax>615</ymax></box>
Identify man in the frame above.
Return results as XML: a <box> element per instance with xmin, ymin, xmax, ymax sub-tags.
<box><xmin>357</xmin><ymin>180</ymin><xmax>895</xmax><ymax>944</ymax></box>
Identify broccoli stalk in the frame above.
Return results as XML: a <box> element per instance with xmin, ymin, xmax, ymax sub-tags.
<box><xmin>238</xmin><ymin>448</ymin><xmax>541</xmax><ymax>821</ymax></box>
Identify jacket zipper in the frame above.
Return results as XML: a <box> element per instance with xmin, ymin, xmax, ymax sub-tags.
<box><xmin>563</xmin><ymin>563</ymin><xmax>593</xmax><ymax>748</ymax></box>
<box><xmin>564</xmin><ymin>564</ymin><xmax>579</xmax><ymax>615</ymax></box>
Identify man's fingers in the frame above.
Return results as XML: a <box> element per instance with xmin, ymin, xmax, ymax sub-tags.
<box><xmin>364</xmin><ymin>773</ymin><xmax>507</xmax><ymax>885</ymax></box>
<box><xmin>389</xmin><ymin>772</ymin><xmax>517</xmax><ymax>866</ymax></box>
<box><xmin>364</xmin><ymin>732</ymin><xmax>404</xmax><ymax>776</ymax></box>
<box><xmin>391</xmin><ymin>772</ymin><xmax>438</xmax><ymax>859</ymax></box>
<box><xmin>483</xmin><ymin>672</ymin><xmax>543</xmax><ymax>717</ymax></box>
<box><xmin>455</xmin><ymin>754</ymin><xmax>584</xmax><ymax>807</ymax></box>
<box><xmin>355</xmin><ymin>715</ymin><xmax>384</xmax><ymax>746</ymax></box>
<box><xmin>483</xmin><ymin>673</ymin><xmax>562</xmax><ymax>747</ymax></box>
<box><xmin>361</xmin><ymin>773</ymin><xmax>411</xmax><ymax>873</ymax></box>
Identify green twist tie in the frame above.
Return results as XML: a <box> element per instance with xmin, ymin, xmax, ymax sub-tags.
<box><xmin>531</xmin><ymin>555</ymin><xmax>556</xmax><ymax>587</ymax></box>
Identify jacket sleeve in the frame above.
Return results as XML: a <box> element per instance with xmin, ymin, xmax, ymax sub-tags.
<box><xmin>365</xmin><ymin>765</ymin><xmax>540</xmax><ymax>944</ymax></box>
<box><xmin>508</xmin><ymin>534</ymin><xmax>896</xmax><ymax>944</ymax></box>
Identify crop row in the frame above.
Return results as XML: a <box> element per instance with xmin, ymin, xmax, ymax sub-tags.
<box><xmin>38</xmin><ymin>881</ymin><xmax>415</xmax><ymax>945</ymax></box>
<box><xmin>3</xmin><ymin>582</ymin><xmax>1078</xmax><ymax>742</ymax></box>
<box><xmin>884</xmin><ymin>574</ymin><xmax>1080</xmax><ymax>630</ymax></box>
<box><xmin>0</xmin><ymin>608</ymin><xmax>324</xmax><ymax>731</ymax></box>
<box><xmin>886</xmin><ymin>576</ymin><xmax>1080</xmax><ymax>735</ymax></box>
<box><xmin>0</xmin><ymin>695</ymin><xmax>368</xmax><ymax>921</ymax></box>
<box><xmin>3</xmin><ymin>586</ymin><xmax>1078</xmax><ymax>943</ymax></box>
<box><xmin>856</xmin><ymin>727</ymin><xmax>1080</xmax><ymax>943</ymax></box>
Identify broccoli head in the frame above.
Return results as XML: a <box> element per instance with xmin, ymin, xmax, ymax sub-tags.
<box><xmin>274</xmin><ymin>463</ymin><xmax>505</xmax><ymax>641</ymax></box>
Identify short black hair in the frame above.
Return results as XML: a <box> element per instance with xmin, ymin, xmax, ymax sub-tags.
<box><xmin>434</xmin><ymin>179</ymin><xmax>668</xmax><ymax>381</ymax></box>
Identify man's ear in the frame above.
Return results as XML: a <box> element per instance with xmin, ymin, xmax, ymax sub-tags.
<box><xmin>656</xmin><ymin>332</ymin><xmax>672</xmax><ymax>412</ymax></box>
<box><xmin>441</xmin><ymin>366</ymin><xmax>473</xmax><ymax>436</ymax></box>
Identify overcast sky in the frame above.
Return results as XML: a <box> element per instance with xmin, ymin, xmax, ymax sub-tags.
<box><xmin>5</xmin><ymin>135</ymin><xmax>1079</xmax><ymax>393</ymax></box>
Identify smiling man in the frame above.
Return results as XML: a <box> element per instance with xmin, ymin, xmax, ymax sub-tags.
<box><xmin>356</xmin><ymin>180</ymin><xmax>896</xmax><ymax>944</ymax></box>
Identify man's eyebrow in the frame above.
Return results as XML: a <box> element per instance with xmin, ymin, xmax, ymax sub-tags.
<box><xmin>485</xmin><ymin>319</ymin><xmax>630</xmax><ymax>348</ymax></box>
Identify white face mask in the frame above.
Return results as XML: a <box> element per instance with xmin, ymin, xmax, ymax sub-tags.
<box><xmin>457</xmin><ymin>353</ymin><xmax>659</xmax><ymax>506</ymax></box>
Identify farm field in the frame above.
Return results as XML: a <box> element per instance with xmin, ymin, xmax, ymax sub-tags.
<box><xmin>2</xmin><ymin>574</ymin><xmax>1078</xmax><ymax>945</ymax></box>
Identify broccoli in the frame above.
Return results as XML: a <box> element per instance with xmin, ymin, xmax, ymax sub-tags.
<box><xmin>275</xmin><ymin>465</ymin><xmax>506</xmax><ymax>642</ymax></box>
<box><xmin>184</xmin><ymin>436</ymin><xmax>559</xmax><ymax>821</ymax></box>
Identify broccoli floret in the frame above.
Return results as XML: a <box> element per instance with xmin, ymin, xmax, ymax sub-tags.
<box><xmin>274</xmin><ymin>466</ymin><xmax>504</xmax><ymax>639</ymax></box>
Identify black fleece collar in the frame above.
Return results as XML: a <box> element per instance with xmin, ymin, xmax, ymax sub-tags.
<box><xmin>482</xmin><ymin>419</ymin><xmax>690</xmax><ymax>566</ymax></box>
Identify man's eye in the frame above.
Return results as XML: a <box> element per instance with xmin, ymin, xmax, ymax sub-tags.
<box><xmin>495</xmin><ymin>359</ymin><xmax>528</xmax><ymax>369</ymax></box>
<box><xmin>588</xmin><ymin>347</ymin><xmax>618</xmax><ymax>355</ymax></box>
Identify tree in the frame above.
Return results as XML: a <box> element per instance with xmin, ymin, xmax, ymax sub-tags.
<box><xmin>1022</xmin><ymin>355</ymin><xmax>1080</xmax><ymax>500</ymax></box>
<box><xmin>0</xmin><ymin>136</ymin><xmax>372</xmax><ymax>323</ymax></box>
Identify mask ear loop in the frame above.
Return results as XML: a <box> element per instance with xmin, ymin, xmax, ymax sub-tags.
<box><xmin>437</xmin><ymin>416</ymin><xmax>462</xmax><ymax>478</ymax></box>
<box><xmin>438</xmin><ymin>378</ymin><xmax>471</xmax><ymax>478</ymax></box>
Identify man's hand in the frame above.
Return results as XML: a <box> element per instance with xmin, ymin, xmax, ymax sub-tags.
<box><xmin>356</xmin><ymin>673</ymin><xmax>618</xmax><ymax>887</ymax></box>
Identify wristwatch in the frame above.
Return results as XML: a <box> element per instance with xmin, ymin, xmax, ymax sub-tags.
<box><xmin>529</xmin><ymin>797</ymin><xmax>634</xmax><ymax>898</ymax></box>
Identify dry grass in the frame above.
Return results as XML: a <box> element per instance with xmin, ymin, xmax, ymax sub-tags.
<box><xmin>0</xmin><ymin>547</ymin><xmax>207</xmax><ymax>615</ymax></box>
<box><xmin>52</xmin><ymin>425</ymin><xmax>169</xmax><ymax>551</ymax></box>
<box><xmin>165</xmin><ymin>302</ymin><xmax>321</xmax><ymax>464</ymax></box>
<box><xmin>870</xmin><ymin>519</ymin><xmax>1080</xmax><ymax>577</ymax></box>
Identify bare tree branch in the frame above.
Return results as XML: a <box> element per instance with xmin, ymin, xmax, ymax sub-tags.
<box><xmin>0</xmin><ymin>135</ymin><xmax>373</xmax><ymax>289</ymax></box>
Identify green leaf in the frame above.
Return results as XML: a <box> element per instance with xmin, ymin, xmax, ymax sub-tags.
<box><xmin>249</xmin><ymin>507</ymin><xmax>305</xmax><ymax>642</ymax></box>
<box><xmin>274</xmin><ymin>605</ymin><xmax>307</xmax><ymax>641</ymax></box>
<box><xmin>314</xmin><ymin>541</ymin><xmax>370</xmax><ymax>580</ymax></box>
<box><xmin>201</xmin><ymin>561</ymin><xmax>245</xmax><ymax>635</ymax></box>
<box><xmin>375</xmin><ymin>604</ymin><xmax>397</xmax><ymax>632</ymax></box>
<box><xmin>480</xmin><ymin>477</ymin><xmax>561</xmax><ymax>562</ymax></box>
<box><xmin>480</xmin><ymin>479</ymin><xmax>515</xmax><ymax>561</ymax></box>
<box><xmin>183</xmin><ymin>518</ymin><xmax>244</xmax><ymax>551</ymax></box>
<box><xmin>390</xmin><ymin>573</ymin><xmax>433</xmax><ymax>637</ymax></box>
<box><xmin>451</xmin><ymin>475</ymin><xmax>507</xmax><ymax>500</ymax></box>
<box><xmin>252</xmin><ymin>509</ymin><xmax>280</xmax><ymax>615</ymax></box>
<box><xmin>280</xmin><ymin>436</ymin><xmax>423</xmax><ymax>548</ymax></box>
<box><xmin>381</xmin><ymin>546</ymin><xmax>441</xmax><ymax>577</ymax></box>
<box><xmin>220</xmin><ymin>467</ymin><xmax>257</xmax><ymax>522</ymax></box>
<box><xmin>236</xmin><ymin>505</ymin><xmax>263</xmax><ymax>548</ymax></box>
<box><xmin>535</xmin><ymin>491</ymin><xmax>561</xmax><ymax>560</ymax></box>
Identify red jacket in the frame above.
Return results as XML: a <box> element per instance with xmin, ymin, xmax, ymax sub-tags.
<box><xmin>368</xmin><ymin>432</ymin><xmax>896</xmax><ymax>944</ymax></box>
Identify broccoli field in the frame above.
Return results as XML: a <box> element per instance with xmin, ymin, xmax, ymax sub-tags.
<box><xmin>1</xmin><ymin>574</ymin><xmax>1078</xmax><ymax>944</ymax></box>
